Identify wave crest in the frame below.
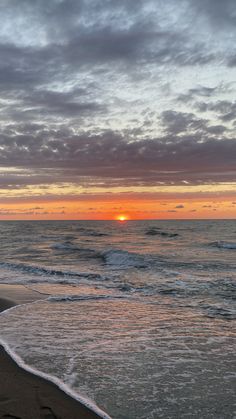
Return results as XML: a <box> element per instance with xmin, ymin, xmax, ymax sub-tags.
<box><xmin>101</xmin><ymin>249</ymin><xmax>147</xmax><ymax>269</ymax></box>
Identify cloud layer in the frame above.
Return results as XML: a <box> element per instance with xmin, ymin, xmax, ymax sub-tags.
<box><xmin>0</xmin><ymin>0</ymin><xmax>235</xmax><ymax>197</ymax></box>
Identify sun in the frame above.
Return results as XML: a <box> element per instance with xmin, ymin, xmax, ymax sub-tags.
<box><xmin>116</xmin><ymin>215</ymin><xmax>128</xmax><ymax>222</ymax></box>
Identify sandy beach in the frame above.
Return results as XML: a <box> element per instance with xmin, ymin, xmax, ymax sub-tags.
<box><xmin>0</xmin><ymin>285</ymin><xmax>102</xmax><ymax>419</ymax></box>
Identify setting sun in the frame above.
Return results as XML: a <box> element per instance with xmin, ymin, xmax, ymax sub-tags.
<box><xmin>116</xmin><ymin>215</ymin><xmax>128</xmax><ymax>221</ymax></box>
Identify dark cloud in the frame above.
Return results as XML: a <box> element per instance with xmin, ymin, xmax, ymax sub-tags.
<box><xmin>0</xmin><ymin>43</ymin><xmax>60</xmax><ymax>92</ymax></box>
<box><xmin>161</xmin><ymin>111</ymin><xmax>208</xmax><ymax>135</ymax></box>
<box><xmin>0</xmin><ymin>124</ymin><xmax>235</xmax><ymax>188</ymax></box>
<box><xmin>160</xmin><ymin>110</ymin><xmax>229</xmax><ymax>138</ymax></box>
<box><xmin>190</xmin><ymin>0</ymin><xmax>236</xmax><ymax>27</ymax></box>
<box><xmin>196</xmin><ymin>100</ymin><xmax>236</xmax><ymax>123</ymax></box>
<box><xmin>23</xmin><ymin>89</ymin><xmax>105</xmax><ymax>118</ymax></box>
<box><xmin>176</xmin><ymin>85</ymin><xmax>222</xmax><ymax>104</ymax></box>
<box><xmin>228</xmin><ymin>55</ymin><xmax>236</xmax><ymax>67</ymax></box>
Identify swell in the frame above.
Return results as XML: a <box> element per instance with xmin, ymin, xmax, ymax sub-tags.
<box><xmin>0</xmin><ymin>301</ymin><xmax>111</xmax><ymax>419</ymax></box>
<box><xmin>51</xmin><ymin>242</ymin><xmax>98</xmax><ymax>256</ymax></box>
<box><xmin>145</xmin><ymin>227</ymin><xmax>179</xmax><ymax>238</ymax></box>
<box><xmin>209</xmin><ymin>241</ymin><xmax>236</xmax><ymax>250</ymax></box>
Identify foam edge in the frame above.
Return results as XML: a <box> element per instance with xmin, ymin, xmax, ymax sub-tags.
<box><xmin>0</xmin><ymin>303</ymin><xmax>112</xmax><ymax>419</ymax></box>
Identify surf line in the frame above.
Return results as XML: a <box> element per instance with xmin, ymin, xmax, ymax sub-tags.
<box><xmin>0</xmin><ymin>298</ymin><xmax>112</xmax><ymax>419</ymax></box>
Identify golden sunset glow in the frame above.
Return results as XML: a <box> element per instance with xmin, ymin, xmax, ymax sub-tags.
<box><xmin>0</xmin><ymin>192</ymin><xmax>235</xmax><ymax>220</ymax></box>
<box><xmin>116</xmin><ymin>215</ymin><xmax>128</xmax><ymax>222</ymax></box>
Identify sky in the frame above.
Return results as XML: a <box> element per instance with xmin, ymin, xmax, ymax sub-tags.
<box><xmin>0</xmin><ymin>0</ymin><xmax>235</xmax><ymax>220</ymax></box>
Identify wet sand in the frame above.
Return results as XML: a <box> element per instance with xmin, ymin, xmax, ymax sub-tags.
<box><xmin>0</xmin><ymin>285</ymin><xmax>102</xmax><ymax>419</ymax></box>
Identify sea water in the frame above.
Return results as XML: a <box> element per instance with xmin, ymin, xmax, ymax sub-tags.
<box><xmin>0</xmin><ymin>220</ymin><xmax>235</xmax><ymax>418</ymax></box>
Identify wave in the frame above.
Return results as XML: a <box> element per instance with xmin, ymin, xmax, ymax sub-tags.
<box><xmin>51</xmin><ymin>244</ymin><xmax>153</xmax><ymax>270</ymax></box>
<box><xmin>51</xmin><ymin>242</ymin><xmax>98</xmax><ymax>256</ymax></box>
<box><xmin>0</xmin><ymin>261</ymin><xmax>106</xmax><ymax>283</ymax></box>
<box><xmin>145</xmin><ymin>228</ymin><xmax>179</xmax><ymax>238</ymax></box>
<box><xmin>210</xmin><ymin>241</ymin><xmax>236</xmax><ymax>250</ymax></box>
<box><xmin>152</xmin><ymin>277</ymin><xmax>236</xmax><ymax>301</ymax></box>
<box><xmin>200</xmin><ymin>304</ymin><xmax>236</xmax><ymax>320</ymax></box>
<box><xmin>51</xmin><ymin>242</ymin><xmax>80</xmax><ymax>251</ymax></box>
<box><xmin>47</xmin><ymin>294</ymin><xmax>128</xmax><ymax>302</ymax></box>
<box><xmin>77</xmin><ymin>228</ymin><xmax>109</xmax><ymax>237</ymax></box>
<box><xmin>101</xmin><ymin>249</ymin><xmax>148</xmax><ymax>269</ymax></box>
<box><xmin>86</xmin><ymin>231</ymin><xmax>109</xmax><ymax>237</ymax></box>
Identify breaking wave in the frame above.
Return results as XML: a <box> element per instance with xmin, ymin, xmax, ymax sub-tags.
<box><xmin>101</xmin><ymin>249</ymin><xmax>148</xmax><ymax>269</ymax></box>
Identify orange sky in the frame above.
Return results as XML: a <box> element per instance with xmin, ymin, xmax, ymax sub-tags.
<box><xmin>0</xmin><ymin>189</ymin><xmax>235</xmax><ymax>220</ymax></box>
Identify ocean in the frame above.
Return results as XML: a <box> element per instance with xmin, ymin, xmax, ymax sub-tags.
<box><xmin>0</xmin><ymin>220</ymin><xmax>235</xmax><ymax>418</ymax></box>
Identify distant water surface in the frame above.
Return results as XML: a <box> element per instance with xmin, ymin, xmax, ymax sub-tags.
<box><xmin>0</xmin><ymin>220</ymin><xmax>235</xmax><ymax>418</ymax></box>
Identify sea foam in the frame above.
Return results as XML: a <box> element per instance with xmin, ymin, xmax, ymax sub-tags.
<box><xmin>0</xmin><ymin>302</ymin><xmax>111</xmax><ymax>419</ymax></box>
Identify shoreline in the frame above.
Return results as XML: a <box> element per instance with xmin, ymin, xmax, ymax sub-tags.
<box><xmin>0</xmin><ymin>285</ymin><xmax>108</xmax><ymax>419</ymax></box>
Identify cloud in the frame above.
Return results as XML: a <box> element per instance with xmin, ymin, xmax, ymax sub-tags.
<box><xmin>195</xmin><ymin>100</ymin><xmax>236</xmax><ymax>123</ymax></box>
<box><xmin>0</xmin><ymin>121</ymin><xmax>235</xmax><ymax>188</ymax></box>
<box><xmin>0</xmin><ymin>0</ymin><xmax>235</xmax><ymax>201</ymax></box>
<box><xmin>228</xmin><ymin>55</ymin><xmax>236</xmax><ymax>67</ymax></box>
<box><xmin>190</xmin><ymin>0</ymin><xmax>236</xmax><ymax>27</ymax></box>
<box><xmin>161</xmin><ymin>110</ymin><xmax>208</xmax><ymax>135</ymax></box>
<box><xmin>176</xmin><ymin>84</ymin><xmax>230</xmax><ymax>104</ymax></box>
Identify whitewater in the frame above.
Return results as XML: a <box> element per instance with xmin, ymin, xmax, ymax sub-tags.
<box><xmin>0</xmin><ymin>220</ymin><xmax>235</xmax><ymax>418</ymax></box>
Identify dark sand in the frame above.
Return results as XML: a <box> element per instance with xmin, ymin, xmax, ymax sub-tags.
<box><xmin>0</xmin><ymin>285</ymin><xmax>103</xmax><ymax>419</ymax></box>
